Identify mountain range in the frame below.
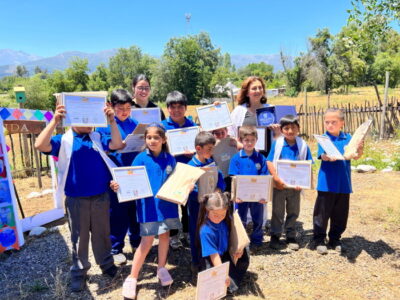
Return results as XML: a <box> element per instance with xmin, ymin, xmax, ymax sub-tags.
<box><xmin>0</xmin><ymin>49</ymin><xmax>286</xmax><ymax>78</ymax></box>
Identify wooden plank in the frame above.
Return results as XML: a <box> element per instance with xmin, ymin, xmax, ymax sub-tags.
<box><xmin>3</xmin><ymin>120</ymin><xmax>47</xmax><ymax>134</ymax></box>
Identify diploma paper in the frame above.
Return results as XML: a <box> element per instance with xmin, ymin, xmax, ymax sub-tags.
<box><xmin>62</xmin><ymin>93</ymin><xmax>107</xmax><ymax>127</ymax></box>
<box><xmin>344</xmin><ymin>119</ymin><xmax>372</xmax><ymax>159</ymax></box>
<box><xmin>118</xmin><ymin>134</ymin><xmax>144</xmax><ymax>153</ymax></box>
<box><xmin>130</xmin><ymin>107</ymin><xmax>161</xmax><ymax>124</ymax></box>
<box><xmin>276</xmin><ymin>160</ymin><xmax>312</xmax><ymax>189</ymax></box>
<box><xmin>213</xmin><ymin>138</ymin><xmax>238</xmax><ymax>178</ymax></box>
<box><xmin>234</xmin><ymin>175</ymin><xmax>273</xmax><ymax>202</ymax></box>
<box><xmin>196</xmin><ymin>262</ymin><xmax>229</xmax><ymax>300</ymax></box>
<box><xmin>111</xmin><ymin>166</ymin><xmax>153</xmax><ymax>203</ymax></box>
<box><xmin>196</xmin><ymin>102</ymin><xmax>233</xmax><ymax>131</ymax></box>
<box><xmin>255</xmin><ymin>127</ymin><xmax>268</xmax><ymax>151</ymax></box>
<box><xmin>156</xmin><ymin>163</ymin><xmax>205</xmax><ymax>206</ymax></box>
<box><xmin>229</xmin><ymin>210</ymin><xmax>250</xmax><ymax>265</ymax></box>
<box><xmin>166</xmin><ymin>126</ymin><xmax>200</xmax><ymax>156</ymax></box>
<box><xmin>314</xmin><ymin>134</ymin><xmax>345</xmax><ymax>160</ymax></box>
<box><xmin>198</xmin><ymin>165</ymin><xmax>218</xmax><ymax>201</ymax></box>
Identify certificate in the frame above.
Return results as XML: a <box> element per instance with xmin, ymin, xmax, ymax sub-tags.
<box><xmin>196</xmin><ymin>262</ymin><xmax>229</xmax><ymax>300</ymax></box>
<box><xmin>130</xmin><ymin>107</ymin><xmax>161</xmax><ymax>124</ymax></box>
<box><xmin>344</xmin><ymin>119</ymin><xmax>372</xmax><ymax>159</ymax></box>
<box><xmin>276</xmin><ymin>160</ymin><xmax>312</xmax><ymax>189</ymax></box>
<box><xmin>166</xmin><ymin>126</ymin><xmax>200</xmax><ymax>156</ymax></box>
<box><xmin>233</xmin><ymin>175</ymin><xmax>273</xmax><ymax>202</ymax></box>
<box><xmin>118</xmin><ymin>134</ymin><xmax>144</xmax><ymax>153</ymax></box>
<box><xmin>213</xmin><ymin>138</ymin><xmax>238</xmax><ymax>178</ymax></box>
<box><xmin>255</xmin><ymin>127</ymin><xmax>269</xmax><ymax>151</ymax></box>
<box><xmin>111</xmin><ymin>166</ymin><xmax>153</xmax><ymax>203</ymax></box>
<box><xmin>196</xmin><ymin>102</ymin><xmax>233</xmax><ymax>131</ymax></box>
<box><xmin>62</xmin><ymin>93</ymin><xmax>107</xmax><ymax>127</ymax></box>
<box><xmin>314</xmin><ymin>134</ymin><xmax>345</xmax><ymax>160</ymax></box>
<box><xmin>156</xmin><ymin>163</ymin><xmax>205</xmax><ymax>205</ymax></box>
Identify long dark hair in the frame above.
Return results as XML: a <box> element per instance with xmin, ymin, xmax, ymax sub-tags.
<box><xmin>196</xmin><ymin>192</ymin><xmax>232</xmax><ymax>250</ymax></box>
<box><xmin>144</xmin><ymin>123</ymin><xmax>169</xmax><ymax>153</ymax></box>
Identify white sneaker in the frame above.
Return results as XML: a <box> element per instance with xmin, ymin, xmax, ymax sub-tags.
<box><xmin>170</xmin><ymin>235</ymin><xmax>183</xmax><ymax>250</ymax></box>
<box><xmin>122</xmin><ymin>277</ymin><xmax>137</xmax><ymax>299</ymax></box>
<box><xmin>113</xmin><ymin>253</ymin><xmax>127</xmax><ymax>265</ymax></box>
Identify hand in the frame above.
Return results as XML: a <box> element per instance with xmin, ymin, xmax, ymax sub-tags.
<box><xmin>268</xmin><ymin>124</ymin><xmax>281</xmax><ymax>137</ymax></box>
<box><xmin>110</xmin><ymin>180</ymin><xmax>119</xmax><ymax>192</ymax></box>
<box><xmin>321</xmin><ymin>154</ymin><xmax>336</xmax><ymax>162</ymax></box>
<box><xmin>104</xmin><ymin>104</ymin><xmax>115</xmax><ymax>124</ymax></box>
<box><xmin>213</xmin><ymin>100</ymin><xmax>221</xmax><ymax>106</ymax></box>
<box><xmin>53</xmin><ymin>104</ymin><xmax>66</xmax><ymax>125</ymax></box>
<box><xmin>259</xmin><ymin>198</ymin><xmax>267</xmax><ymax>204</ymax></box>
<box><xmin>225</xmin><ymin>277</ymin><xmax>230</xmax><ymax>287</ymax></box>
<box><xmin>234</xmin><ymin>250</ymin><xmax>243</xmax><ymax>260</ymax></box>
<box><xmin>235</xmin><ymin>198</ymin><xmax>243</xmax><ymax>203</ymax></box>
<box><xmin>294</xmin><ymin>186</ymin><xmax>302</xmax><ymax>191</ymax></box>
<box><xmin>273</xmin><ymin>176</ymin><xmax>285</xmax><ymax>190</ymax></box>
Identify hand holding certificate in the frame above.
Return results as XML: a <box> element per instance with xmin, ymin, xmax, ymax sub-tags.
<box><xmin>111</xmin><ymin>166</ymin><xmax>153</xmax><ymax>203</ymax></box>
<box><xmin>166</xmin><ymin>126</ymin><xmax>200</xmax><ymax>156</ymax></box>
<box><xmin>118</xmin><ymin>134</ymin><xmax>144</xmax><ymax>153</ymax></box>
<box><xmin>276</xmin><ymin>160</ymin><xmax>312</xmax><ymax>189</ymax></box>
<box><xmin>196</xmin><ymin>262</ymin><xmax>229</xmax><ymax>300</ymax></box>
<box><xmin>314</xmin><ymin>134</ymin><xmax>345</xmax><ymax>160</ymax></box>
<box><xmin>61</xmin><ymin>92</ymin><xmax>108</xmax><ymax>127</ymax></box>
<box><xmin>196</xmin><ymin>102</ymin><xmax>233</xmax><ymax>131</ymax></box>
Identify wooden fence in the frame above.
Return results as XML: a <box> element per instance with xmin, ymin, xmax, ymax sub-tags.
<box><xmin>297</xmin><ymin>97</ymin><xmax>400</xmax><ymax>139</ymax></box>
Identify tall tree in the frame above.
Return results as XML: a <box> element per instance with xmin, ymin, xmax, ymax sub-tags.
<box><xmin>15</xmin><ymin>65</ymin><xmax>28</xmax><ymax>77</ymax></box>
<box><xmin>65</xmin><ymin>58</ymin><xmax>89</xmax><ymax>91</ymax></box>
<box><xmin>87</xmin><ymin>64</ymin><xmax>110</xmax><ymax>91</ymax></box>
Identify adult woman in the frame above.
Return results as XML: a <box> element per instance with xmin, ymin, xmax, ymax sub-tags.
<box><xmin>132</xmin><ymin>74</ymin><xmax>166</xmax><ymax>120</ymax></box>
<box><xmin>228</xmin><ymin>76</ymin><xmax>280</xmax><ymax>138</ymax></box>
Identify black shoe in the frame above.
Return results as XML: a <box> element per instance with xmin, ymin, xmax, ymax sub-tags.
<box><xmin>103</xmin><ymin>265</ymin><xmax>118</xmax><ymax>278</ymax></box>
<box><xmin>328</xmin><ymin>240</ymin><xmax>343</xmax><ymax>253</ymax></box>
<box><xmin>71</xmin><ymin>275</ymin><xmax>86</xmax><ymax>292</ymax></box>
<box><xmin>269</xmin><ymin>235</ymin><xmax>281</xmax><ymax>250</ymax></box>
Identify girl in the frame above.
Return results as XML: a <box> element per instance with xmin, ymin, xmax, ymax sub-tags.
<box><xmin>197</xmin><ymin>192</ymin><xmax>249</xmax><ymax>294</ymax></box>
<box><xmin>111</xmin><ymin>123</ymin><xmax>180</xmax><ymax>299</ymax></box>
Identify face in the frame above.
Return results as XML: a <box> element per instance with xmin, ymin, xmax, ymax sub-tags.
<box><xmin>247</xmin><ymin>80</ymin><xmax>264</xmax><ymax>104</ymax></box>
<box><xmin>133</xmin><ymin>80</ymin><xmax>151</xmax><ymax>102</ymax></box>
<box><xmin>240</xmin><ymin>135</ymin><xmax>257</xmax><ymax>152</ymax></box>
<box><xmin>207</xmin><ymin>208</ymin><xmax>227</xmax><ymax>224</ymax></box>
<box><xmin>212</xmin><ymin>128</ymin><xmax>228</xmax><ymax>140</ymax></box>
<box><xmin>113</xmin><ymin>103</ymin><xmax>132</xmax><ymax>121</ymax></box>
<box><xmin>72</xmin><ymin>127</ymin><xmax>93</xmax><ymax>134</ymax></box>
<box><xmin>281</xmin><ymin>124</ymin><xmax>300</xmax><ymax>142</ymax></box>
<box><xmin>324</xmin><ymin>112</ymin><xmax>344</xmax><ymax>136</ymax></box>
<box><xmin>145</xmin><ymin>127</ymin><xmax>166</xmax><ymax>153</ymax></box>
<box><xmin>197</xmin><ymin>143</ymin><xmax>214</xmax><ymax>160</ymax></box>
<box><xmin>167</xmin><ymin>103</ymin><xmax>187</xmax><ymax>123</ymax></box>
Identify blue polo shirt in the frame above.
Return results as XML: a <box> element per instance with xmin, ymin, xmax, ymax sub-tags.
<box><xmin>161</xmin><ymin>116</ymin><xmax>197</xmax><ymax>164</ymax></box>
<box><xmin>132</xmin><ymin>149</ymin><xmax>179</xmax><ymax>223</ymax></box>
<box><xmin>188</xmin><ymin>156</ymin><xmax>226</xmax><ymax>202</ymax></box>
<box><xmin>317</xmin><ymin>131</ymin><xmax>352</xmax><ymax>194</ymax></box>
<box><xmin>45</xmin><ymin>131</ymin><xmax>112</xmax><ymax>197</ymax></box>
<box><xmin>200</xmin><ymin>219</ymin><xmax>229</xmax><ymax>257</ymax></box>
<box><xmin>96</xmin><ymin>116</ymin><xmax>139</xmax><ymax>167</ymax></box>
<box><xmin>229</xmin><ymin>149</ymin><xmax>269</xmax><ymax>176</ymax></box>
<box><xmin>267</xmin><ymin>138</ymin><xmax>313</xmax><ymax>162</ymax></box>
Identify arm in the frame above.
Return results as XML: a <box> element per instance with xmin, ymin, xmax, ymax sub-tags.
<box><xmin>267</xmin><ymin>161</ymin><xmax>285</xmax><ymax>190</ymax></box>
<box><xmin>35</xmin><ymin>104</ymin><xmax>65</xmax><ymax>152</ymax></box>
<box><xmin>209</xmin><ymin>253</ymin><xmax>223</xmax><ymax>266</ymax></box>
<box><xmin>105</xmin><ymin>106</ymin><xmax>124</xmax><ymax>150</ymax></box>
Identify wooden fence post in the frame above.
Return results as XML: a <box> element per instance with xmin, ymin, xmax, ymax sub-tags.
<box><xmin>380</xmin><ymin>71</ymin><xmax>390</xmax><ymax>139</ymax></box>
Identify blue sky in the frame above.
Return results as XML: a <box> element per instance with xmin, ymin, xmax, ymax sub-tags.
<box><xmin>1</xmin><ymin>0</ymin><xmax>353</xmax><ymax>57</ymax></box>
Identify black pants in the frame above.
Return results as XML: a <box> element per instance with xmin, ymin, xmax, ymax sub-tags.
<box><xmin>313</xmin><ymin>191</ymin><xmax>350</xmax><ymax>243</ymax></box>
<box><xmin>200</xmin><ymin>248</ymin><xmax>249</xmax><ymax>290</ymax></box>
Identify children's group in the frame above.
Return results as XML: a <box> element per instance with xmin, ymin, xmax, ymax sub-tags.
<box><xmin>34</xmin><ymin>74</ymin><xmax>364</xmax><ymax>298</ymax></box>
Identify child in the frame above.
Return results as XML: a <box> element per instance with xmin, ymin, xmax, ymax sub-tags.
<box><xmin>197</xmin><ymin>192</ymin><xmax>249</xmax><ymax>293</ymax></box>
<box><xmin>112</xmin><ymin>123</ymin><xmax>181</xmax><ymax>299</ymax></box>
<box><xmin>96</xmin><ymin>89</ymin><xmax>141</xmax><ymax>265</ymax></box>
<box><xmin>266</xmin><ymin>115</ymin><xmax>313</xmax><ymax>251</ymax></box>
<box><xmin>229</xmin><ymin>126</ymin><xmax>268</xmax><ymax>249</ymax></box>
<box><xmin>35</xmin><ymin>103</ymin><xmax>123</xmax><ymax>292</ymax></box>
<box><xmin>161</xmin><ymin>91</ymin><xmax>196</xmax><ymax>249</ymax></box>
<box><xmin>313</xmin><ymin>108</ymin><xmax>363</xmax><ymax>255</ymax></box>
<box><xmin>187</xmin><ymin>131</ymin><xmax>226</xmax><ymax>277</ymax></box>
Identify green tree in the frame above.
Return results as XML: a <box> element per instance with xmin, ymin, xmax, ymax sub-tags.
<box><xmin>15</xmin><ymin>65</ymin><xmax>28</xmax><ymax>77</ymax></box>
<box><xmin>237</xmin><ymin>62</ymin><xmax>274</xmax><ymax>83</ymax></box>
<box><xmin>64</xmin><ymin>58</ymin><xmax>89</xmax><ymax>91</ymax></box>
<box><xmin>47</xmin><ymin>70</ymin><xmax>74</xmax><ymax>95</ymax></box>
<box><xmin>372</xmin><ymin>52</ymin><xmax>400</xmax><ymax>87</ymax></box>
<box><xmin>87</xmin><ymin>64</ymin><xmax>110</xmax><ymax>91</ymax></box>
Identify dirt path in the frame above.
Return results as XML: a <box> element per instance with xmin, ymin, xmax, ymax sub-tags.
<box><xmin>1</xmin><ymin>172</ymin><xmax>399</xmax><ymax>300</ymax></box>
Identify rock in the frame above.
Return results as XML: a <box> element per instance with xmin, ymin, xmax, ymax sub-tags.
<box><xmin>29</xmin><ymin>226</ymin><xmax>47</xmax><ymax>237</ymax></box>
<box><xmin>27</xmin><ymin>192</ymin><xmax>42</xmax><ymax>199</ymax></box>
<box><xmin>41</xmin><ymin>189</ymin><xmax>53</xmax><ymax>195</ymax></box>
<box><xmin>381</xmin><ymin>167</ymin><xmax>393</xmax><ymax>173</ymax></box>
<box><xmin>351</xmin><ymin>166</ymin><xmax>356</xmax><ymax>171</ymax></box>
<box><xmin>356</xmin><ymin>165</ymin><xmax>377</xmax><ymax>173</ymax></box>
<box><xmin>381</xmin><ymin>158</ymin><xmax>391</xmax><ymax>163</ymax></box>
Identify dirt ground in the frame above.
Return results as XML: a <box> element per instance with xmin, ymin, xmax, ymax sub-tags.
<box><xmin>1</xmin><ymin>170</ymin><xmax>399</xmax><ymax>300</ymax></box>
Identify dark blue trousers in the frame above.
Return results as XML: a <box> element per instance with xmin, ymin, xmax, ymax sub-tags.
<box><xmin>188</xmin><ymin>198</ymin><xmax>200</xmax><ymax>264</ymax></box>
<box><xmin>237</xmin><ymin>202</ymin><xmax>264</xmax><ymax>245</ymax></box>
<box><xmin>109</xmin><ymin>190</ymin><xmax>141</xmax><ymax>254</ymax></box>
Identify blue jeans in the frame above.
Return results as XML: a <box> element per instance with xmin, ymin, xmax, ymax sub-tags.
<box><xmin>237</xmin><ymin>202</ymin><xmax>264</xmax><ymax>245</ymax></box>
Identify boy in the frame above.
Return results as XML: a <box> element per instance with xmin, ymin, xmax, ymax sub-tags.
<box><xmin>161</xmin><ymin>91</ymin><xmax>196</xmax><ymax>249</ymax></box>
<box><xmin>313</xmin><ymin>108</ymin><xmax>363</xmax><ymax>255</ymax></box>
<box><xmin>96</xmin><ymin>89</ymin><xmax>141</xmax><ymax>265</ymax></box>
<box><xmin>187</xmin><ymin>131</ymin><xmax>225</xmax><ymax>277</ymax></box>
<box><xmin>266</xmin><ymin>115</ymin><xmax>313</xmax><ymax>251</ymax></box>
<box><xmin>35</xmin><ymin>103</ymin><xmax>123</xmax><ymax>292</ymax></box>
<box><xmin>229</xmin><ymin>126</ymin><xmax>268</xmax><ymax>249</ymax></box>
